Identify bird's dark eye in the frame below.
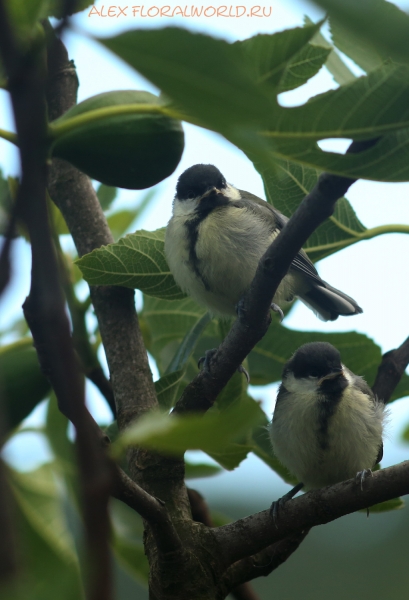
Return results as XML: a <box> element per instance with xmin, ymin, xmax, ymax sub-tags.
<box><xmin>309</xmin><ymin>372</ymin><xmax>319</xmax><ymax>378</ymax></box>
<box><xmin>187</xmin><ymin>190</ymin><xmax>195</xmax><ymax>199</ymax></box>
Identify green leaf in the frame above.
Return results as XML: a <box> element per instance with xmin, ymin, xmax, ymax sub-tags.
<box><xmin>112</xmin><ymin>397</ymin><xmax>264</xmax><ymax>458</ymax></box>
<box><xmin>45</xmin><ymin>0</ymin><xmax>95</xmax><ymax>18</ymax></box>
<box><xmin>0</xmin><ymin>338</ymin><xmax>51</xmax><ymax>431</ymax></box>
<box><xmin>330</xmin><ymin>17</ymin><xmax>388</xmax><ymax>73</ymax></box>
<box><xmin>106</xmin><ymin>210</ymin><xmax>138</xmax><ymax>241</ymax></box>
<box><xmin>206</xmin><ymin>443</ymin><xmax>254</xmax><ymax>471</ymax></box>
<box><xmin>154</xmin><ymin>370</ymin><xmax>185</xmax><ymax>409</ymax></box>
<box><xmin>50</xmin><ymin>199</ymin><xmax>70</xmax><ymax>235</ymax></box>
<box><xmin>201</xmin><ymin>375</ymin><xmax>257</xmax><ymax>470</ymax></box>
<box><xmin>305</xmin><ymin>17</ymin><xmax>357</xmax><ymax>86</ymax></box>
<box><xmin>278</xmin><ymin>43</ymin><xmax>331</xmax><ymax>92</ymax></box>
<box><xmin>165</xmin><ymin>311</ymin><xmax>212</xmax><ymax>374</ymax></box>
<box><xmin>8</xmin><ymin>464</ymin><xmax>78</xmax><ymax>564</ymax></box>
<box><xmin>323</xmin><ymin>46</ymin><xmax>356</xmax><ymax>86</ymax></box>
<box><xmin>264</xmin><ymin>64</ymin><xmax>409</xmax><ymax>140</ymax></box>
<box><xmin>76</xmin><ymin>228</ymin><xmax>185</xmax><ymax>300</ymax></box>
<box><xmin>258</xmin><ymin>158</ymin><xmax>367</xmax><ymax>262</ymax></box>
<box><xmin>184</xmin><ymin>460</ymin><xmax>222</xmax><ymax>479</ymax></box>
<box><xmin>0</xmin><ymin>169</ymin><xmax>15</xmax><ymax>237</ymax></box>
<box><xmin>107</xmin><ymin>189</ymin><xmax>157</xmax><ymax>240</ymax></box>
<box><xmin>110</xmin><ymin>499</ymin><xmax>148</xmax><ymax>585</ymax></box>
<box><xmin>113</xmin><ymin>533</ymin><xmax>149</xmax><ymax>586</ymax></box>
<box><xmin>237</xmin><ymin>21</ymin><xmax>326</xmax><ymax>92</ymax></box>
<box><xmin>141</xmin><ymin>295</ymin><xmax>211</xmax><ymax>374</ymax></box>
<box><xmin>7</xmin><ymin>464</ymin><xmax>84</xmax><ymax>600</ymax></box>
<box><xmin>96</xmin><ymin>183</ymin><xmax>117</xmax><ymax>210</ymax></box>
<box><xmin>5</xmin><ymin>0</ymin><xmax>46</xmax><ymax>36</ymax></box>
<box><xmin>367</xmin><ymin>497</ymin><xmax>404</xmax><ymax>513</ymax></box>
<box><xmin>45</xmin><ymin>394</ymin><xmax>76</xmax><ymax>467</ymax></box>
<box><xmin>313</xmin><ymin>0</ymin><xmax>409</xmax><ymax>68</ymax></box>
<box><xmin>267</xmin><ymin>128</ymin><xmax>409</xmax><ymax>181</ymax></box>
<box><xmin>216</xmin><ymin>371</ymin><xmax>248</xmax><ymax>411</ymax></box>
<box><xmin>99</xmin><ymin>28</ymin><xmax>273</xmax><ymax>134</ymax></box>
<box><xmin>248</xmin><ymin>320</ymin><xmax>384</xmax><ymax>389</ymax></box>
<box><xmin>401</xmin><ymin>421</ymin><xmax>409</xmax><ymax>443</ymax></box>
<box><xmin>44</xmin><ymin>395</ymin><xmax>80</xmax><ymax>509</ymax></box>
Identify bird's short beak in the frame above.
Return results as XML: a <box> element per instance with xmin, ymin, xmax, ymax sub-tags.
<box><xmin>318</xmin><ymin>369</ymin><xmax>344</xmax><ymax>385</ymax></box>
<box><xmin>200</xmin><ymin>186</ymin><xmax>221</xmax><ymax>200</ymax></box>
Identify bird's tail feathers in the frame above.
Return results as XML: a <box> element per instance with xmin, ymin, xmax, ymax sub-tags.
<box><xmin>300</xmin><ymin>282</ymin><xmax>363</xmax><ymax>322</ymax></box>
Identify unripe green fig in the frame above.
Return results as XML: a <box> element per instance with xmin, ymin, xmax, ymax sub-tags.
<box><xmin>51</xmin><ymin>91</ymin><xmax>184</xmax><ymax>189</ymax></box>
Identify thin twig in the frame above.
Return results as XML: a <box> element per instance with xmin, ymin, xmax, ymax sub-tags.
<box><xmin>218</xmin><ymin>530</ymin><xmax>309</xmax><ymax>599</ymax></box>
<box><xmin>51</xmin><ymin>224</ymin><xmax>117</xmax><ymax>416</ymax></box>
<box><xmin>372</xmin><ymin>336</ymin><xmax>409</xmax><ymax>403</ymax></box>
<box><xmin>114</xmin><ymin>468</ymin><xmax>184</xmax><ymax>556</ymax></box>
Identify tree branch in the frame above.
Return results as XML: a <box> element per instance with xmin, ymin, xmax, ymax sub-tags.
<box><xmin>217</xmin><ymin>530</ymin><xmax>309</xmax><ymax>599</ymax></box>
<box><xmin>44</xmin><ymin>21</ymin><xmax>158</xmax><ymax>434</ymax></box>
<box><xmin>173</xmin><ymin>140</ymin><xmax>379</xmax><ymax>415</ymax></box>
<box><xmin>51</xmin><ymin>226</ymin><xmax>117</xmax><ymax>416</ymax></box>
<box><xmin>0</xmin><ymin>9</ymin><xmax>115</xmax><ymax>599</ymax></box>
<box><xmin>187</xmin><ymin>488</ymin><xmax>262</xmax><ymax>600</ymax></box>
<box><xmin>372</xmin><ymin>336</ymin><xmax>409</xmax><ymax>403</ymax></box>
<box><xmin>113</xmin><ymin>468</ymin><xmax>185</xmax><ymax>556</ymax></box>
<box><xmin>44</xmin><ymin>28</ymin><xmax>192</xmax><ymax>584</ymax></box>
<box><xmin>211</xmin><ymin>461</ymin><xmax>409</xmax><ymax>566</ymax></box>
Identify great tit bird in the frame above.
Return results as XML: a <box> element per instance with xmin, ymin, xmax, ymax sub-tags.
<box><xmin>164</xmin><ymin>164</ymin><xmax>362</xmax><ymax>321</ymax></box>
<box><xmin>269</xmin><ymin>342</ymin><xmax>385</xmax><ymax>505</ymax></box>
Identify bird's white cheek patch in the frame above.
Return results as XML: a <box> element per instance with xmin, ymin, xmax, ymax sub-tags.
<box><xmin>172</xmin><ymin>198</ymin><xmax>200</xmax><ymax>217</ymax></box>
<box><xmin>225</xmin><ymin>184</ymin><xmax>241</xmax><ymax>200</ymax></box>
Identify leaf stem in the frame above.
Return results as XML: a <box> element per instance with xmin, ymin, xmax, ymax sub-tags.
<box><xmin>48</xmin><ymin>103</ymin><xmax>186</xmax><ymax>140</ymax></box>
<box><xmin>306</xmin><ymin>223</ymin><xmax>409</xmax><ymax>255</ymax></box>
<box><xmin>0</xmin><ymin>128</ymin><xmax>18</xmax><ymax>145</ymax></box>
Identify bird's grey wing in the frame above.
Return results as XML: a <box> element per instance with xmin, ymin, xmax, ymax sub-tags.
<box><xmin>235</xmin><ymin>191</ymin><xmax>324</xmax><ymax>286</ymax></box>
<box><xmin>375</xmin><ymin>442</ymin><xmax>383</xmax><ymax>465</ymax></box>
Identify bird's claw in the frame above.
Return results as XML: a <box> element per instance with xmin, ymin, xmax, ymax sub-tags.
<box><xmin>270</xmin><ymin>303</ymin><xmax>284</xmax><ymax>322</ymax></box>
<box><xmin>237</xmin><ymin>364</ymin><xmax>250</xmax><ymax>383</ymax></box>
<box><xmin>269</xmin><ymin>499</ymin><xmax>282</xmax><ymax>527</ymax></box>
<box><xmin>269</xmin><ymin>482</ymin><xmax>304</xmax><ymax>528</ymax></box>
<box><xmin>356</xmin><ymin>468</ymin><xmax>373</xmax><ymax>492</ymax></box>
<box><xmin>197</xmin><ymin>349</ymin><xmax>217</xmax><ymax>372</ymax></box>
<box><xmin>235</xmin><ymin>297</ymin><xmax>246</xmax><ymax>320</ymax></box>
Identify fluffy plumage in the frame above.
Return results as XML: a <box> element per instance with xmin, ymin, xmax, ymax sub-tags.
<box><xmin>165</xmin><ymin>164</ymin><xmax>363</xmax><ymax>321</ymax></box>
<box><xmin>269</xmin><ymin>342</ymin><xmax>385</xmax><ymax>490</ymax></box>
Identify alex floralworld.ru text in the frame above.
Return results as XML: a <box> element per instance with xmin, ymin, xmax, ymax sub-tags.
<box><xmin>88</xmin><ymin>5</ymin><xmax>273</xmax><ymax>18</ymax></box>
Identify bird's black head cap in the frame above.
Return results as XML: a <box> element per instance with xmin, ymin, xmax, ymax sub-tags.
<box><xmin>284</xmin><ymin>342</ymin><xmax>343</xmax><ymax>379</ymax></box>
<box><xmin>176</xmin><ymin>164</ymin><xmax>227</xmax><ymax>201</ymax></box>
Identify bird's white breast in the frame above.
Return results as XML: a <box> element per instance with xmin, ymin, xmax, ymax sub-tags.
<box><xmin>270</xmin><ymin>372</ymin><xmax>385</xmax><ymax>489</ymax></box>
<box><xmin>165</xmin><ymin>201</ymin><xmax>297</xmax><ymax>316</ymax></box>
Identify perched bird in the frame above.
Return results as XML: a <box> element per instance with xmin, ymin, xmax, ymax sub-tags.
<box><xmin>269</xmin><ymin>342</ymin><xmax>385</xmax><ymax>512</ymax></box>
<box><xmin>164</xmin><ymin>164</ymin><xmax>362</xmax><ymax>321</ymax></box>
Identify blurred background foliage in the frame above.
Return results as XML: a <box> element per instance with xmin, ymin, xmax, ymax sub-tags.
<box><xmin>1</xmin><ymin>0</ymin><xmax>409</xmax><ymax>598</ymax></box>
